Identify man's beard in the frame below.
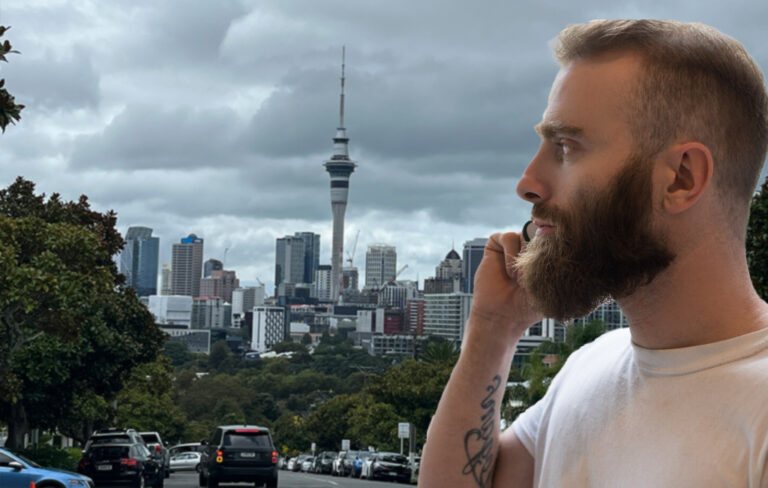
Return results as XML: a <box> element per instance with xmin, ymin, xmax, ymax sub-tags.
<box><xmin>513</xmin><ymin>154</ymin><xmax>676</xmax><ymax>323</ymax></box>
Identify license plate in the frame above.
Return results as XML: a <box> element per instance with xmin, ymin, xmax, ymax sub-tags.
<box><xmin>240</xmin><ymin>452</ymin><xmax>255</xmax><ymax>458</ymax></box>
<box><xmin>97</xmin><ymin>465</ymin><xmax>113</xmax><ymax>471</ymax></box>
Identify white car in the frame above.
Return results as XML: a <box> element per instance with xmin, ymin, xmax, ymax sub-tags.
<box><xmin>300</xmin><ymin>456</ymin><xmax>315</xmax><ymax>472</ymax></box>
<box><xmin>169</xmin><ymin>451</ymin><xmax>202</xmax><ymax>472</ymax></box>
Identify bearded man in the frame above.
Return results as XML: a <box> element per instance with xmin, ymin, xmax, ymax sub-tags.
<box><xmin>420</xmin><ymin>19</ymin><xmax>768</xmax><ymax>487</ymax></box>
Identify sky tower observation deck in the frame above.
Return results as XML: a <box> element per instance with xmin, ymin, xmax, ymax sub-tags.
<box><xmin>324</xmin><ymin>47</ymin><xmax>357</xmax><ymax>302</ymax></box>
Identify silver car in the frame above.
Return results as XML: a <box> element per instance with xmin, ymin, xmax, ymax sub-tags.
<box><xmin>169</xmin><ymin>451</ymin><xmax>202</xmax><ymax>473</ymax></box>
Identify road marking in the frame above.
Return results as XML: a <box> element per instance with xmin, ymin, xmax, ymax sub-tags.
<box><xmin>296</xmin><ymin>473</ymin><xmax>339</xmax><ymax>485</ymax></box>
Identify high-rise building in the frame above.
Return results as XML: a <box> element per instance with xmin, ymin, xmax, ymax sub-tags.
<box><xmin>252</xmin><ymin>306</ymin><xmax>286</xmax><ymax>352</ymax></box>
<box><xmin>406</xmin><ymin>298</ymin><xmax>426</xmax><ymax>334</ymax></box>
<box><xmin>160</xmin><ymin>263</ymin><xmax>172</xmax><ymax>296</ymax></box>
<box><xmin>425</xmin><ymin>248</ymin><xmax>463</xmax><ymax>294</ymax></box>
<box><xmin>324</xmin><ymin>48</ymin><xmax>357</xmax><ymax>302</ymax></box>
<box><xmin>147</xmin><ymin>295</ymin><xmax>193</xmax><ymax>327</ymax></box>
<box><xmin>120</xmin><ymin>226</ymin><xmax>159</xmax><ymax>297</ymax></box>
<box><xmin>462</xmin><ymin>238</ymin><xmax>487</xmax><ymax>293</ymax></box>
<box><xmin>423</xmin><ymin>292</ymin><xmax>473</xmax><ymax>343</ymax></box>
<box><xmin>294</xmin><ymin>232</ymin><xmax>320</xmax><ymax>285</ymax></box>
<box><xmin>365</xmin><ymin>244</ymin><xmax>397</xmax><ymax>290</ymax></box>
<box><xmin>199</xmin><ymin>269</ymin><xmax>239</xmax><ymax>303</ymax></box>
<box><xmin>171</xmin><ymin>234</ymin><xmax>204</xmax><ymax>297</ymax></box>
<box><xmin>343</xmin><ymin>266</ymin><xmax>359</xmax><ymax>292</ymax></box>
<box><xmin>275</xmin><ymin>235</ymin><xmax>306</xmax><ymax>295</ymax></box>
<box><xmin>191</xmin><ymin>296</ymin><xmax>231</xmax><ymax>329</ymax></box>
<box><xmin>204</xmin><ymin>258</ymin><xmax>223</xmax><ymax>278</ymax></box>
<box><xmin>316</xmin><ymin>265</ymin><xmax>333</xmax><ymax>302</ymax></box>
<box><xmin>380</xmin><ymin>280</ymin><xmax>419</xmax><ymax>309</ymax></box>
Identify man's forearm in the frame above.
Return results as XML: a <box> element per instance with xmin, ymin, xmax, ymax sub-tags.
<box><xmin>420</xmin><ymin>321</ymin><xmax>521</xmax><ymax>488</ymax></box>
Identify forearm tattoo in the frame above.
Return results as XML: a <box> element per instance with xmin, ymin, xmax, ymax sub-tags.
<box><xmin>462</xmin><ymin>374</ymin><xmax>501</xmax><ymax>488</ymax></box>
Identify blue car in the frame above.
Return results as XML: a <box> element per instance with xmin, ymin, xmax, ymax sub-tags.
<box><xmin>0</xmin><ymin>447</ymin><xmax>94</xmax><ymax>488</ymax></box>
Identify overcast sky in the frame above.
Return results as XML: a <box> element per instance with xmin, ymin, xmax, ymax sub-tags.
<box><xmin>1</xmin><ymin>0</ymin><xmax>767</xmax><ymax>294</ymax></box>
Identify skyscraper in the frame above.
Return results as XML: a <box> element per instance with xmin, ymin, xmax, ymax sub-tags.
<box><xmin>293</xmin><ymin>232</ymin><xmax>320</xmax><ymax>285</ymax></box>
<box><xmin>365</xmin><ymin>244</ymin><xmax>397</xmax><ymax>290</ymax></box>
<box><xmin>324</xmin><ymin>47</ymin><xmax>357</xmax><ymax>302</ymax></box>
<box><xmin>274</xmin><ymin>235</ymin><xmax>306</xmax><ymax>295</ymax></box>
<box><xmin>171</xmin><ymin>234</ymin><xmax>204</xmax><ymax>297</ymax></box>
<box><xmin>204</xmin><ymin>258</ymin><xmax>223</xmax><ymax>278</ymax></box>
<box><xmin>160</xmin><ymin>263</ymin><xmax>172</xmax><ymax>295</ymax></box>
<box><xmin>120</xmin><ymin>226</ymin><xmax>159</xmax><ymax>297</ymax></box>
<box><xmin>462</xmin><ymin>238</ymin><xmax>487</xmax><ymax>293</ymax></box>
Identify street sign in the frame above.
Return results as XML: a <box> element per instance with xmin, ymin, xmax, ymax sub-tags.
<box><xmin>341</xmin><ymin>439</ymin><xmax>350</xmax><ymax>450</ymax></box>
<box><xmin>398</xmin><ymin>422</ymin><xmax>410</xmax><ymax>439</ymax></box>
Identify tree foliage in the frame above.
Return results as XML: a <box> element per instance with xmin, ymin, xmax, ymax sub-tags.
<box><xmin>0</xmin><ymin>26</ymin><xmax>24</xmax><ymax>132</ymax></box>
<box><xmin>0</xmin><ymin>178</ymin><xmax>165</xmax><ymax>447</ymax></box>
<box><xmin>747</xmin><ymin>175</ymin><xmax>768</xmax><ymax>301</ymax></box>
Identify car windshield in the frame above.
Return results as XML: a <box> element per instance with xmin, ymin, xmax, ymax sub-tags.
<box><xmin>140</xmin><ymin>434</ymin><xmax>160</xmax><ymax>444</ymax></box>
<box><xmin>222</xmin><ymin>431</ymin><xmax>271</xmax><ymax>448</ymax></box>
<box><xmin>91</xmin><ymin>446</ymin><xmax>130</xmax><ymax>460</ymax></box>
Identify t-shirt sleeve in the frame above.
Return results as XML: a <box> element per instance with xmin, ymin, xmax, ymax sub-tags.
<box><xmin>510</xmin><ymin>396</ymin><xmax>546</xmax><ymax>457</ymax></box>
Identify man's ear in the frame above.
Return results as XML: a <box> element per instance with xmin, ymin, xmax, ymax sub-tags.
<box><xmin>658</xmin><ymin>142</ymin><xmax>713</xmax><ymax>214</ymax></box>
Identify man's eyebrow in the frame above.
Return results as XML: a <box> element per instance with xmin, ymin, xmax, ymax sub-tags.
<box><xmin>534</xmin><ymin>121</ymin><xmax>584</xmax><ymax>139</ymax></box>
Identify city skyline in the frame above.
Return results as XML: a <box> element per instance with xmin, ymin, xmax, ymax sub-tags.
<box><xmin>1</xmin><ymin>1</ymin><xmax>767</xmax><ymax>295</ymax></box>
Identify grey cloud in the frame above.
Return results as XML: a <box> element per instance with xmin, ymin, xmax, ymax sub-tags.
<box><xmin>70</xmin><ymin>105</ymin><xmax>243</xmax><ymax>170</ymax></box>
<box><xmin>7</xmin><ymin>46</ymin><xmax>99</xmax><ymax>111</ymax></box>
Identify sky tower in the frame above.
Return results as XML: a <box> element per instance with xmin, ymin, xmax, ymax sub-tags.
<box><xmin>324</xmin><ymin>47</ymin><xmax>357</xmax><ymax>302</ymax></box>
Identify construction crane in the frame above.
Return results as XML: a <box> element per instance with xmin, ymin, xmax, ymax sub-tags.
<box><xmin>255</xmin><ymin>276</ymin><xmax>265</xmax><ymax>287</ymax></box>
<box><xmin>223</xmin><ymin>247</ymin><xmax>229</xmax><ymax>268</ymax></box>
<box><xmin>377</xmin><ymin>264</ymin><xmax>409</xmax><ymax>293</ymax></box>
<box><xmin>345</xmin><ymin>230</ymin><xmax>360</xmax><ymax>267</ymax></box>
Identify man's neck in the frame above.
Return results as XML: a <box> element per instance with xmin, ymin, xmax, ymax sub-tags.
<box><xmin>618</xmin><ymin>239</ymin><xmax>768</xmax><ymax>350</ymax></box>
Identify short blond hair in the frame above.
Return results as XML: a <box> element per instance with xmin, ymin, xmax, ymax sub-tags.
<box><xmin>556</xmin><ymin>20</ymin><xmax>768</xmax><ymax>228</ymax></box>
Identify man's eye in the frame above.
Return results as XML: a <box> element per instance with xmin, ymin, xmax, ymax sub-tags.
<box><xmin>554</xmin><ymin>139</ymin><xmax>575</xmax><ymax>156</ymax></box>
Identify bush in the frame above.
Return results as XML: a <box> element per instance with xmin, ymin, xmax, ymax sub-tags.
<box><xmin>16</xmin><ymin>445</ymin><xmax>81</xmax><ymax>471</ymax></box>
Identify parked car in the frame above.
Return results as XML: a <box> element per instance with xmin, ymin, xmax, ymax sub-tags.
<box><xmin>300</xmin><ymin>456</ymin><xmax>315</xmax><ymax>472</ymax></box>
<box><xmin>140</xmin><ymin>432</ymin><xmax>170</xmax><ymax>478</ymax></box>
<box><xmin>290</xmin><ymin>454</ymin><xmax>312</xmax><ymax>472</ymax></box>
<box><xmin>77</xmin><ymin>442</ymin><xmax>164</xmax><ymax>488</ymax></box>
<box><xmin>352</xmin><ymin>450</ymin><xmax>374</xmax><ymax>478</ymax></box>
<box><xmin>332</xmin><ymin>450</ymin><xmax>358</xmax><ymax>476</ymax></box>
<box><xmin>83</xmin><ymin>428</ymin><xmax>146</xmax><ymax>454</ymax></box>
<box><xmin>0</xmin><ymin>447</ymin><xmax>94</xmax><ymax>488</ymax></box>
<box><xmin>168</xmin><ymin>443</ymin><xmax>203</xmax><ymax>458</ymax></box>
<box><xmin>312</xmin><ymin>451</ymin><xmax>337</xmax><ymax>474</ymax></box>
<box><xmin>199</xmin><ymin>425</ymin><xmax>278</xmax><ymax>488</ymax></box>
<box><xmin>361</xmin><ymin>452</ymin><xmax>411</xmax><ymax>483</ymax></box>
<box><xmin>169</xmin><ymin>451</ymin><xmax>202</xmax><ymax>473</ymax></box>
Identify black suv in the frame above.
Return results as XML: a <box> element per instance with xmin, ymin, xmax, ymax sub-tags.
<box><xmin>77</xmin><ymin>442</ymin><xmax>164</xmax><ymax>488</ymax></box>
<box><xmin>198</xmin><ymin>425</ymin><xmax>278</xmax><ymax>488</ymax></box>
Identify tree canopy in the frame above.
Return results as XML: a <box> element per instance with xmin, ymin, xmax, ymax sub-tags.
<box><xmin>0</xmin><ymin>177</ymin><xmax>165</xmax><ymax>447</ymax></box>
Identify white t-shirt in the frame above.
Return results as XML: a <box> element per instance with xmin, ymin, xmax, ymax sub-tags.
<box><xmin>512</xmin><ymin>327</ymin><xmax>768</xmax><ymax>487</ymax></box>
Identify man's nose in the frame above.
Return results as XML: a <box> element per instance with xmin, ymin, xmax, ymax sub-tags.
<box><xmin>516</xmin><ymin>147</ymin><xmax>552</xmax><ymax>204</ymax></box>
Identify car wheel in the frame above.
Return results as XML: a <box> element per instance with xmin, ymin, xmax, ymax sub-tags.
<box><xmin>198</xmin><ymin>472</ymin><xmax>206</xmax><ymax>486</ymax></box>
<box><xmin>135</xmin><ymin>474</ymin><xmax>146</xmax><ymax>488</ymax></box>
<box><xmin>195</xmin><ymin>464</ymin><xmax>201</xmax><ymax>473</ymax></box>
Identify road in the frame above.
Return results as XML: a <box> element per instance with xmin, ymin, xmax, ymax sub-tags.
<box><xmin>165</xmin><ymin>470</ymin><xmax>415</xmax><ymax>488</ymax></box>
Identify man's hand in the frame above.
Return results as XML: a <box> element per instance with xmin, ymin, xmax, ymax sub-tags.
<box><xmin>469</xmin><ymin>232</ymin><xmax>542</xmax><ymax>339</ymax></box>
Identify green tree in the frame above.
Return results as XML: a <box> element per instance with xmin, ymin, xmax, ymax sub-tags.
<box><xmin>302</xmin><ymin>394</ymin><xmax>357</xmax><ymax>451</ymax></box>
<box><xmin>0</xmin><ymin>26</ymin><xmax>24</xmax><ymax>131</ymax></box>
<box><xmin>420</xmin><ymin>339</ymin><xmax>458</xmax><ymax>364</ymax></box>
<box><xmin>747</xmin><ymin>176</ymin><xmax>768</xmax><ymax>301</ymax></box>
<box><xmin>0</xmin><ymin>178</ymin><xmax>165</xmax><ymax>447</ymax></box>
<box><xmin>209</xmin><ymin>340</ymin><xmax>231</xmax><ymax>371</ymax></box>
<box><xmin>365</xmin><ymin>359</ymin><xmax>454</xmax><ymax>449</ymax></box>
<box><xmin>271</xmin><ymin>413</ymin><xmax>310</xmax><ymax>455</ymax></box>
<box><xmin>116</xmin><ymin>357</ymin><xmax>188</xmax><ymax>443</ymax></box>
<box><xmin>347</xmin><ymin>401</ymin><xmax>400</xmax><ymax>451</ymax></box>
